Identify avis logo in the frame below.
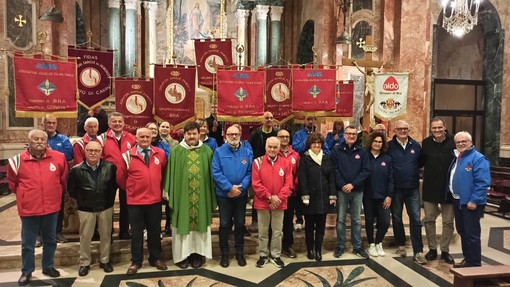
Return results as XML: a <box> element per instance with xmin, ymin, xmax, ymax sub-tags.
<box><xmin>383</xmin><ymin>76</ymin><xmax>399</xmax><ymax>91</ymax></box>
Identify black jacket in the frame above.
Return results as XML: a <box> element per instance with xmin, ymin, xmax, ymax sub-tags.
<box><xmin>298</xmin><ymin>151</ymin><xmax>336</xmax><ymax>214</ymax></box>
<box><xmin>68</xmin><ymin>160</ymin><xmax>118</xmax><ymax>212</ymax></box>
<box><xmin>419</xmin><ymin>133</ymin><xmax>455</xmax><ymax>203</ymax></box>
<box><xmin>248</xmin><ymin>126</ymin><xmax>278</xmax><ymax>158</ymax></box>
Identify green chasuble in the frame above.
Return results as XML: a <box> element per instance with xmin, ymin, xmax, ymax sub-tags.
<box><xmin>164</xmin><ymin>144</ymin><xmax>216</xmax><ymax>236</ymax></box>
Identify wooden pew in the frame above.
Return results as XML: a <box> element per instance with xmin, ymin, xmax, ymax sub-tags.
<box><xmin>451</xmin><ymin>265</ymin><xmax>510</xmax><ymax>287</ymax></box>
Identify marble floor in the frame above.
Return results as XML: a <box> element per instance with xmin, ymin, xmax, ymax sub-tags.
<box><xmin>1</xmin><ymin>192</ymin><xmax>510</xmax><ymax>287</ymax></box>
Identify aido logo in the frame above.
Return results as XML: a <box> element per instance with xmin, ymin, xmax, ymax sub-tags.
<box><xmin>383</xmin><ymin>76</ymin><xmax>399</xmax><ymax>91</ymax></box>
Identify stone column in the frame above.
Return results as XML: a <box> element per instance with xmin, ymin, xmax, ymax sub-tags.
<box><xmin>143</xmin><ymin>1</ymin><xmax>158</xmax><ymax>77</ymax></box>
<box><xmin>269</xmin><ymin>6</ymin><xmax>283</xmax><ymax>63</ymax></box>
<box><xmin>255</xmin><ymin>5</ymin><xmax>270</xmax><ymax>66</ymax></box>
<box><xmin>236</xmin><ymin>9</ymin><xmax>250</xmax><ymax>67</ymax></box>
<box><xmin>108</xmin><ymin>0</ymin><xmax>121</xmax><ymax>76</ymax></box>
<box><xmin>124</xmin><ymin>0</ymin><xmax>138</xmax><ymax>77</ymax></box>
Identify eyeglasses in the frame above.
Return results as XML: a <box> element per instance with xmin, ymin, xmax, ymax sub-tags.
<box><xmin>85</xmin><ymin>149</ymin><xmax>101</xmax><ymax>154</ymax></box>
<box><xmin>278</xmin><ymin>135</ymin><xmax>290</xmax><ymax>139</ymax></box>
<box><xmin>455</xmin><ymin>140</ymin><xmax>471</xmax><ymax>145</ymax></box>
<box><xmin>395</xmin><ymin>127</ymin><xmax>409</xmax><ymax>132</ymax></box>
<box><xmin>345</xmin><ymin>132</ymin><xmax>357</xmax><ymax>136</ymax></box>
<box><xmin>226</xmin><ymin>133</ymin><xmax>240</xmax><ymax>137</ymax></box>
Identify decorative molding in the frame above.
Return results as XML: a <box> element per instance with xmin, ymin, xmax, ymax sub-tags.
<box><xmin>124</xmin><ymin>0</ymin><xmax>138</xmax><ymax>10</ymax></box>
<box><xmin>108</xmin><ymin>0</ymin><xmax>121</xmax><ymax>9</ymax></box>
<box><xmin>270</xmin><ymin>6</ymin><xmax>283</xmax><ymax>22</ymax></box>
<box><xmin>255</xmin><ymin>5</ymin><xmax>270</xmax><ymax>21</ymax></box>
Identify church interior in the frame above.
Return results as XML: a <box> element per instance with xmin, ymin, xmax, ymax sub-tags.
<box><xmin>1</xmin><ymin>0</ymin><xmax>510</xmax><ymax>286</ymax></box>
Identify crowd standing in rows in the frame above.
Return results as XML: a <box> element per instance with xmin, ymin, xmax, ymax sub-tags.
<box><xmin>7</xmin><ymin>110</ymin><xmax>490</xmax><ymax>286</ymax></box>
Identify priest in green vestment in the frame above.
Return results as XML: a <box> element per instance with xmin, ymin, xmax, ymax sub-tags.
<box><xmin>164</xmin><ymin>121</ymin><xmax>216</xmax><ymax>269</ymax></box>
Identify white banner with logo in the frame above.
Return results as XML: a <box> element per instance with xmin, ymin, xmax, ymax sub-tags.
<box><xmin>374</xmin><ymin>72</ymin><xmax>409</xmax><ymax>120</ymax></box>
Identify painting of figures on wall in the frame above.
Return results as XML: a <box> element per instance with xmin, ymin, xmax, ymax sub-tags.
<box><xmin>172</xmin><ymin>0</ymin><xmax>222</xmax><ymax>64</ymax></box>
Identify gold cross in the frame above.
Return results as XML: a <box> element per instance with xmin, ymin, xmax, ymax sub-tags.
<box><xmin>356</xmin><ymin>38</ymin><xmax>366</xmax><ymax>49</ymax></box>
<box><xmin>14</xmin><ymin>15</ymin><xmax>26</xmax><ymax>27</ymax></box>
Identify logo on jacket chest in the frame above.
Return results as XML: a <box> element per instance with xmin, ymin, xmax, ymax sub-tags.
<box><xmin>279</xmin><ymin>167</ymin><xmax>284</xmax><ymax>176</ymax></box>
<box><xmin>355</xmin><ymin>154</ymin><xmax>360</xmax><ymax>159</ymax></box>
<box><xmin>291</xmin><ymin>157</ymin><xmax>296</xmax><ymax>164</ymax></box>
<box><xmin>241</xmin><ymin>158</ymin><xmax>247</xmax><ymax>165</ymax></box>
<box><xmin>154</xmin><ymin>157</ymin><xmax>160</xmax><ymax>165</ymax></box>
<box><xmin>410</xmin><ymin>149</ymin><xmax>415</xmax><ymax>154</ymax></box>
<box><xmin>127</xmin><ymin>143</ymin><xmax>131</xmax><ymax>149</ymax></box>
<box><xmin>465</xmin><ymin>164</ymin><xmax>472</xmax><ymax>171</ymax></box>
<box><xmin>49</xmin><ymin>163</ymin><xmax>56</xmax><ymax>172</ymax></box>
<box><xmin>381</xmin><ymin>161</ymin><xmax>386</xmax><ymax>166</ymax></box>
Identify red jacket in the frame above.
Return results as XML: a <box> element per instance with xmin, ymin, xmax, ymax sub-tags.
<box><xmin>99</xmin><ymin>129</ymin><xmax>136</xmax><ymax>185</ymax></box>
<box><xmin>251</xmin><ymin>155</ymin><xmax>293</xmax><ymax>210</ymax></box>
<box><xmin>118</xmin><ymin>146</ymin><xmax>167</xmax><ymax>205</ymax></box>
<box><xmin>278</xmin><ymin>146</ymin><xmax>300</xmax><ymax>196</ymax></box>
<box><xmin>7</xmin><ymin>149</ymin><xmax>68</xmax><ymax>217</ymax></box>
<box><xmin>73</xmin><ymin>135</ymin><xmax>102</xmax><ymax>165</ymax></box>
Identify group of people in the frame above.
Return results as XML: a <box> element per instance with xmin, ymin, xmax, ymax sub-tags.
<box><xmin>6</xmin><ymin>109</ymin><xmax>491</xmax><ymax>286</ymax></box>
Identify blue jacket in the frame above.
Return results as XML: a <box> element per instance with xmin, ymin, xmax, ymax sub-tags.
<box><xmin>449</xmin><ymin>147</ymin><xmax>490</xmax><ymax>205</ymax></box>
<box><xmin>292</xmin><ymin>128</ymin><xmax>312</xmax><ymax>154</ymax></box>
<box><xmin>324</xmin><ymin>131</ymin><xmax>345</xmax><ymax>155</ymax></box>
<box><xmin>203</xmin><ymin>137</ymin><xmax>218</xmax><ymax>153</ymax></box>
<box><xmin>48</xmin><ymin>132</ymin><xmax>73</xmax><ymax>161</ymax></box>
<box><xmin>156</xmin><ymin>141</ymin><xmax>171</xmax><ymax>158</ymax></box>
<box><xmin>330</xmin><ymin>143</ymin><xmax>370</xmax><ymax>192</ymax></box>
<box><xmin>212</xmin><ymin>142</ymin><xmax>253</xmax><ymax>197</ymax></box>
<box><xmin>364</xmin><ymin>152</ymin><xmax>394</xmax><ymax>199</ymax></box>
<box><xmin>387</xmin><ymin>136</ymin><xmax>421</xmax><ymax>189</ymax></box>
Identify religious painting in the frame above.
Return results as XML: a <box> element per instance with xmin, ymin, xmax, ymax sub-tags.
<box><xmin>4</xmin><ymin>0</ymin><xmax>36</xmax><ymax>50</ymax></box>
<box><xmin>169</xmin><ymin>0</ymin><xmax>226</xmax><ymax>65</ymax></box>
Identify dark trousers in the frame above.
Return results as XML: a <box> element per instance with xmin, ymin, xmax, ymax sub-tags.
<box><xmin>391</xmin><ymin>188</ymin><xmax>423</xmax><ymax>255</ymax></box>
<box><xmin>21</xmin><ymin>212</ymin><xmax>58</xmax><ymax>275</ymax></box>
<box><xmin>128</xmin><ymin>203</ymin><xmax>162</xmax><ymax>265</ymax></box>
<box><xmin>304</xmin><ymin>214</ymin><xmax>327</xmax><ymax>252</ymax></box>
<box><xmin>363</xmin><ymin>197</ymin><xmax>391</xmax><ymax>244</ymax></box>
<box><xmin>56</xmin><ymin>193</ymin><xmax>66</xmax><ymax>233</ymax></box>
<box><xmin>453</xmin><ymin>199</ymin><xmax>484</xmax><ymax>266</ymax></box>
<box><xmin>119</xmin><ymin>189</ymin><xmax>130</xmax><ymax>234</ymax></box>
<box><xmin>218</xmin><ymin>196</ymin><xmax>247</xmax><ymax>255</ymax></box>
<box><xmin>282</xmin><ymin>196</ymin><xmax>298</xmax><ymax>249</ymax></box>
<box><xmin>164</xmin><ymin>200</ymin><xmax>171</xmax><ymax>230</ymax></box>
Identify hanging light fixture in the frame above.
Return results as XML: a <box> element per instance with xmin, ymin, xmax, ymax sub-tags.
<box><xmin>335</xmin><ymin>0</ymin><xmax>352</xmax><ymax>45</ymax></box>
<box><xmin>441</xmin><ymin>0</ymin><xmax>481</xmax><ymax>37</ymax></box>
<box><xmin>39</xmin><ymin>0</ymin><xmax>64</xmax><ymax>23</ymax></box>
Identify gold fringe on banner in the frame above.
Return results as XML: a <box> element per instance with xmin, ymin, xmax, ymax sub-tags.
<box><xmin>15</xmin><ymin>111</ymin><xmax>77</xmax><ymax>118</ymax></box>
<box><xmin>273</xmin><ymin>114</ymin><xmax>295</xmax><ymax>125</ymax></box>
<box><xmin>216</xmin><ymin>115</ymin><xmax>264</xmax><ymax>123</ymax></box>
<box><xmin>293</xmin><ymin>111</ymin><xmax>338</xmax><ymax>118</ymax></box>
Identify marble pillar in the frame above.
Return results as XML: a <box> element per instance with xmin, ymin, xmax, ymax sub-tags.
<box><xmin>108</xmin><ymin>0</ymin><xmax>121</xmax><ymax>76</ymax></box>
<box><xmin>269</xmin><ymin>6</ymin><xmax>284</xmax><ymax>63</ymax></box>
<box><xmin>144</xmin><ymin>1</ymin><xmax>158</xmax><ymax>77</ymax></box>
<box><xmin>124</xmin><ymin>0</ymin><xmax>138</xmax><ymax>77</ymax></box>
<box><xmin>236</xmin><ymin>9</ymin><xmax>250</xmax><ymax>66</ymax></box>
<box><xmin>255</xmin><ymin>5</ymin><xmax>270</xmax><ymax>66</ymax></box>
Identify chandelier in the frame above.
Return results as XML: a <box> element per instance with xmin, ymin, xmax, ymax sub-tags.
<box><xmin>441</xmin><ymin>0</ymin><xmax>481</xmax><ymax>37</ymax></box>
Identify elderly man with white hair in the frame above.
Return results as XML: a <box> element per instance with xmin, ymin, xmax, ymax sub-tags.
<box><xmin>73</xmin><ymin>117</ymin><xmax>102</xmax><ymax>164</ymax></box>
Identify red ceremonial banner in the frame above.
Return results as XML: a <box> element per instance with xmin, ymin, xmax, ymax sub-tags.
<box><xmin>68</xmin><ymin>46</ymin><xmax>114</xmax><ymax>109</ymax></box>
<box><xmin>216</xmin><ymin>68</ymin><xmax>265</xmax><ymax>122</ymax></box>
<box><xmin>292</xmin><ymin>67</ymin><xmax>336</xmax><ymax>116</ymax></box>
<box><xmin>265</xmin><ymin>67</ymin><xmax>293</xmax><ymax>124</ymax></box>
<box><xmin>13</xmin><ymin>54</ymin><xmax>78</xmax><ymax>117</ymax></box>
<box><xmin>336</xmin><ymin>80</ymin><xmax>354</xmax><ymax>117</ymax></box>
<box><xmin>153</xmin><ymin>65</ymin><xmax>196</xmax><ymax>128</ymax></box>
<box><xmin>115</xmin><ymin>78</ymin><xmax>153</xmax><ymax>134</ymax></box>
<box><xmin>194</xmin><ymin>39</ymin><xmax>233</xmax><ymax>90</ymax></box>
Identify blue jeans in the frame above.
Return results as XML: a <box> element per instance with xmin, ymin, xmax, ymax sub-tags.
<box><xmin>453</xmin><ymin>199</ymin><xmax>484</xmax><ymax>266</ymax></box>
<box><xmin>391</xmin><ymin>188</ymin><xmax>423</xmax><ymax>255</ymax></box>
<box><xmin>21</xmin><ymin>212</ymin><xmax>58</xmax><ymax>275</ymax></box>
<box><xmin>336</xmin><ymin>191</ymin><xmax>363</xmax><ymax>250</ymax></box>
<box><xmin>217</xmin><ymin>196</ymin><xmax>247</xmax><ymax>255</ymax></box>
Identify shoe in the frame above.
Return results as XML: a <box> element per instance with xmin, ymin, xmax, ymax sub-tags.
<box><xmin>441</xmin><ymin>251</ymin><xmax>455</xmax><ymax>264</ymax></box>
<box><xmin>235</xmin><ymin>254</ymin><xmax>247</xmax><ymax>267</ymax></box>
<box><xmin>256</xmin><ymin>256</ymin><xmax>269</xmax><ymax>268</ymax></box>
<box><xmin>150</xmin><ymin>259</ymin><xmax>168</xmax><ymax>270</ymax></box>
<box><xmin>35</xmin><ymin>236</ymin><xmax>42</xmax><ymax>248</ymax></box>
<box><xmin>119</xmin><ymin>232</ymin><xmax>132</xmax><ymax>240</ymax></box>
<box><xmin>220</xmin><ymin>255</ymin><xmax>229</xmax><ymax>268</ymax></box>
<box><xmin>248</xmin><ymin>222</ymin><xmax>258</xmax><ymax>233</ymax></box>
<box><xmin>243</xmin><ymin>226</ymin><xmax>251</xmax><ymax>237</ymax></box>
<box><xmin>175</xmin><ymin>259</ymin><xmax>189</xmax><ymax>269</ymax></box>
<box><xmin>294</xmin><ymin>223</ymin><xmax>302</xmax><ymax>232</ymax></box>
<box><xmin>425</xmin><ymin>249</ymin><xmax>438</xmax><ymax>261</ymax></box>
<box><xmin>353</xmin><ymin>248</ymin><xmax>369</xmax><ymax>259</ymax></box>
<box><xmin>454</xmin><ymin>259</ymin><xmax>469</xmax><ymax>268</ymax></box>
<box><xmin>315</xmin><ymin>251</ymin><xmax>322</xmax><ymax>262</ymax></box>
<box><xmin>376</xmin><ymin>243</ymin><xmax>386</xmax><ymax>257</ymax></box>
<box><xmin>282</xmin><ymin>247</ymin><xmax>297</xmax><ymax>258</ymax></box>
<box><xmin>414</xmin><ymin>252</ymin><xmax>428</xmax><ymax>264</ymax></box>
<box><xmin>191</xmin><ymin>255</ymin><xmax>205</xmax><ymax>269</ymax></box>
<box><xmin>42</xmin><ymin>267</ymin><xmax>60</xmax><ymax>277</ymax></box>
<box><xmin>56</xmin><ymin>233</ymin><xmax>68</xmax><ymax>243</ymax></box>
<box><xmin>126</xmin><ymin>264</ymin><xmax>140</xmax><ymax>275</ymax></box>
<box><xmin>307</xmin><ymin>250</ymin><xmax>314</xmax><ymax>260</ymax></box>
<box><xmin>333</xmin><ymin>247</ymin><xmax>344</xmax><ymax>258</ymax></box>
<box><xmin>396</xmin><ymin>246</ymin><xmax>407</xmax><ymax>257</ymax></box>
<box><xmin>99</xmin><ymin>262</ymin><xmax>114</xmax><ymax>273</ymax></box>
<box><xmin>368</xmin><ymin>243</ymin><xmax>378</xmax><ymax>257</ymax></box>
<box><xmin>270</xmin><ymin>257</ymin><xmax>285</xmax><ymax>268</ymax></box>
<box><xmin>17</xmin><ymin>273</ymin><xmax>31</xmax><ymax>286</ymax></box>
<box><xmin>164</xmin><ymin>227</ymin><xmax>172</xmax><ymax>236</ymax></box>
<box><xmin>78</xmin><ymin>265</ymin><xmax>90</xmax><ymax>276</ymax></box>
